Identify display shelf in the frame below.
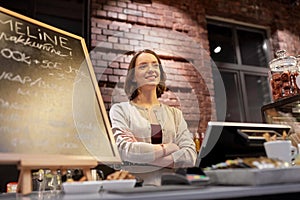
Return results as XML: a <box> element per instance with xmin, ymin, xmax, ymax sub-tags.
<box><xmin>261</xmin><ymin>95</ymin><xmax>300</xmax><ymax>133</ymax></box>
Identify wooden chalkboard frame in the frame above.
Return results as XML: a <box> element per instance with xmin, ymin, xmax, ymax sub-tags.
<box><xmin>0</xmin><ymin>7</ymin><xmax>121</xmax><ymax>164</ymax></box>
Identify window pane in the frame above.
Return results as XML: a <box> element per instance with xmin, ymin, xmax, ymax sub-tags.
<box><xmin>0</xmin><ymin>0</ymin><xmax>32</xmax><ymax>15</ymax></box>
<box><xmin>36</xmin><ymin>0</ymin><xmax>85</xmax><ymax>36</ymax></box>
<box><xmin>245</xmin><ymin>74</ymin><xmax>271</xmax><ymax>122</ymax></box>
<box><xmin>237</xmin><ymin>29</ymin><xmax>268</xmax><ymax>67</ymax></box>
<box><xmin>0</xmin><ymin>0</ymin><xmax>85</xmax><ymax>37</ymax></box>
<box><xmin>215</xmin><ymin>71</ymin><xmax>243</xmax><ymax>121</ymax></box>
<box><xmin>207</xmin><ymin>24</ymin><xmax>237</xmax><ymax>64</ymax></box>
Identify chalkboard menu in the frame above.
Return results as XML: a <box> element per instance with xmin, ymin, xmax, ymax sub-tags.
<box><xmin>0</xmin><ymin>7</ymin><xmax>121</xmax><ymax>163</ymax></box>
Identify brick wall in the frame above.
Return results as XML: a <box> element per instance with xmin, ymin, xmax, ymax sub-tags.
<box><xmin>90</xmin><ymin>0</ymin><xmax>300</xmax><ymax>134</ymax></box>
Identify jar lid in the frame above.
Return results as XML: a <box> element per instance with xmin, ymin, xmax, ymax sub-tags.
<box><xmin>269</xmin><ymin>50</ymin><xmax>297</xmax><ymax>71</ymax></box>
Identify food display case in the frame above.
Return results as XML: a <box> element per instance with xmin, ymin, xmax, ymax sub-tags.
<box><xmin>261</xmin><ymin>95</ymin><xmax>300</xmax><ymax>134</ymax></box>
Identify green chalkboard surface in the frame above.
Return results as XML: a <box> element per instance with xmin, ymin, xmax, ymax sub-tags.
<box><xmin>0</xmin><ymin>7</ymin><xmax>121</xmax><ymax>164</ymax></box>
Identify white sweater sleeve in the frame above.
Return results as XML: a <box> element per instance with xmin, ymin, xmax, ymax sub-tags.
<box><xmin>109</xmin><ymin>103</ymin><xmax>156</xmax><ymax>163</ymax></box>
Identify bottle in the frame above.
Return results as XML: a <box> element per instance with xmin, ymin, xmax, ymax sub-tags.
<box><xmin>66</xmin><ymin>169</ymin><xmax>74</xmax><ymax>182</ymax></box>
<box><xmin>194</xmin><ymin>132</ymin><xmax>201</xmax><ymax>153</ymax></box>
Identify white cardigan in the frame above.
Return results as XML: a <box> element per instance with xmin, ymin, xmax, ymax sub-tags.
<box><xmin>109</xmin><ymin>101</ymin><xmax>197</xmax><ymax>186</ymax></box>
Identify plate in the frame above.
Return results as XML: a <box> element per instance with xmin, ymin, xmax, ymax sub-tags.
<box><xmin>205</xmin><ymin>166</ymin><xmax>300</xmax><ymax>186</ymax></box>
<box><xmin>62</xmin><ymin>181</ymin><xmax>102</xmax><ymax>194</ymax></box>
<box><xmin>102</xmin><ymin>179</ymin><xmax>136</xmax><ymax>190</ymax></box>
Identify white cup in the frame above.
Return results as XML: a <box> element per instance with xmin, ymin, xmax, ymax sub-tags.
<box><xmin>264</xmin><ymin>140</ymin><xmax>297</xmax><ymax>163</ymax></box>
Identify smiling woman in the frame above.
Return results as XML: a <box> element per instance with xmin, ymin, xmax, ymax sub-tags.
<box><xmin>135</xmin><ymin>58</ymin><xmax>161</xmax><ymax>89</ymax></box>
<box><xmin>109</xmin><ymin>49</ymin><xmax>197</xmax><ymax>186</ymax></box>
<box><xmin>124</xmin><ymin>49</ymin><xmax>167</xmax><ymax>102</ymax></box>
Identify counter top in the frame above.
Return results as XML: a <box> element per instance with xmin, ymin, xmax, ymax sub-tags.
<box><xmin>2</xmin><ymin>183</ymin><xmax>300</xmax><ymax>200</ymax></box>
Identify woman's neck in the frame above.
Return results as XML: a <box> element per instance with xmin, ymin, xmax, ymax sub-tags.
<box><xmin>132</xmin><ymin>89</ymin><xmax>160</xmax><ymax>108</ymax></box>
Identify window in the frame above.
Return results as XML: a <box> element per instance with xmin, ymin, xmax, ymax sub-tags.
<box><xmin>208</xmin><ymin>20</ymin><xmax>271</xmax><ymax>123</ymax></box>
<box><xmin>0</xmin><ymin>0</ymin><xmax>90</xmax><ymax>48</ymax></box>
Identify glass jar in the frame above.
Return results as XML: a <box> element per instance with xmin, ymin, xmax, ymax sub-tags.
<box><xmin>268</xmin><ymin>50</ymin><xmax>298</xmax><ymax>101</ymax></box>
<box><xmin>296</xmin><ymin>55</ymin><xmax>300</xmax><ymax>89</ymax></box>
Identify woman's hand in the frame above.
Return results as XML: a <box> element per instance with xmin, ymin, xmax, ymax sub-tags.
<box><xmin>151</xmin><ymin>143</ymin><xmax>179</xmax><ymax>168</ymax></box>
<box><xmin>120</xmin><ymin>129</ymin><xmax>138</xmax><ymax>142</ymax></box>
<box><xmin>150</xmin><ymin>154</ymin><xmax>174</xmax><ymax>168</ymax></box>
<box><xmin>154</xmin><ymin>143</ymin><xmax>179</xmax><ymax>159</ymax></box>
<box><xmin>164</xmin><ymin>143</ymin><xmax>180</xmax><ymax>155</ymax></box>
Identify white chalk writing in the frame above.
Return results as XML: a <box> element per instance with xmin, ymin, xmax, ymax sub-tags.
<box><xmin>11</xmin><ymin>138</ymin><xmax>30</xmax><ymax>147</ymax></box>
<box><xmin>57</xmin><ymin>142</ymin><xmax>79</xmax><ymax>149</ymax></box>
<box><xmin>0</xmin><ymin>32</ymin><xmax>71</xmax><ymax>57</ymax></box>
<box><xmin>17</xmin><ymin>88</ymin><xmax>53</xmax><ymax>99</ymax></box>
<box><xmin>0</xmin><ymin>19</ymin><xmax>72</xmax><ymax>50</ymax></box>
<box><xmin>0</xmin><ymin>71</ymin><xmax>64</xmax><ymax>91</ymax></box>
<box><xmin>0</xmin><ymin>112</ymin><xmax>20</xmax><ymax>121</ymax></box>
<box><xmin>1</xmin><ymin>48</ymin><xmax>31</xmax><ymax>64</ymax></box>
<box><xmin>29</xmin><ymin>77</ymin><xmax>64</xmax><ymax>90</ymax></box>
<box><xmin>75</xmin><ymin>122</ymin><xmax>98</xmax><ymax>132</ymax></box>
<box><xmin>41</xmin><ymin>60</ymin><xmax>62</xmax><ymax>70</ymax></box>
<box><xmin>0</xmin><ymin>98</ymin><xmax>28</xmax><ymax>110</ymax></box>
<box><xmin>0</xmin><ymin>71</ymin><xmax>31</xmax><ymax>84</ymax></box>
<box><xmin>0</xmin><ymin>125</ymin><xmax>29</xmax><ymax>135</ymax></box>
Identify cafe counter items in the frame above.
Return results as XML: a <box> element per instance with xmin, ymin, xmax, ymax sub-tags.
<box><xmin>203</xmin><ymin>130</ymin><xmax>300</xmax><ymax>186</ymax></box>
<box><xmin>204</xmin><ymin>157</ymin><xmax>300</xmax><ymax>186</ymax></box>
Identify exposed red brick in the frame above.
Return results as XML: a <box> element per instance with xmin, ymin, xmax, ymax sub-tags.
<box><xmin>90</xmin><ymin>0</ymin><xmax>300</xmax><ymax>134</ymax></box>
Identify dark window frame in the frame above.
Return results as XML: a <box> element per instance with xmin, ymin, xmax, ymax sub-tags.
<box><xmin>208</xmin><ymin>19</ymin><xmax>272</xmax><ymax>122</ymax></box>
